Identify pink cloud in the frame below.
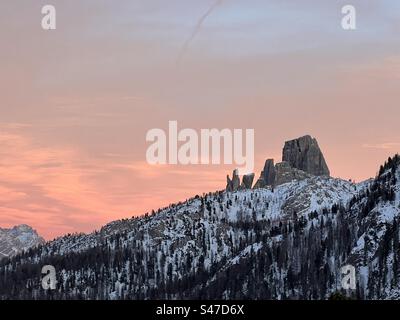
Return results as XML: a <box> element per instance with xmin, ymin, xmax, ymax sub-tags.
<box><xmin>0</xmin><ymin>127</ymin><xmax>229</xmax><ymax>239</ymax></box>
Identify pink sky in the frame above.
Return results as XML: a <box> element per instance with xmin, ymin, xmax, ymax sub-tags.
<box><xmin>1</xmin><ymin>1</ymin><xmax>399</xmax><ymax>239</ymax></box>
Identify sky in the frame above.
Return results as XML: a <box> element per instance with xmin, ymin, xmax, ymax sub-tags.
<box><xmin>0</xmin><ymin>0</ymin><xmax>399</xmax><ymax>239</ymax></box>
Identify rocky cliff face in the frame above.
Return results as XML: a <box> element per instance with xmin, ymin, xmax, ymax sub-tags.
<box><xmin>254</xmin><ymin>159</ymin><xmax>276</xmax><ymax>189</ymax></box>
<box><xmin>282</xmin><ymin>135</ymin><xmax>330</xmax><ymax>177</ymax></box>
<box><xmin>226</xmin><ymin>169</ymin><xmax>241</xmax><ymax>191</ymax></box>
<box><xmin>241</xmin><ymin>173</ymin><xmax>255</xmax><ymax>189</ymax></box>
<box><xmin>227</xmin><ymin>170</ymin><xmax>254</xmax><ymax>191</ymax></box>
<box><xmin>228</xmin><ymin>135</ymin><xmax>330</xmax><ymax>191</ymax></box>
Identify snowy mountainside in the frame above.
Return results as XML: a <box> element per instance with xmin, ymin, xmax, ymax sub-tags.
<box><xmin>1</xmin><ymin>155</ymin><xmax>400</xmax><ymax>300</ymax></box>
<box><xmin>31</xmin><ymin>176</ymin><xmax>360</xmax><ymax>258</ymax></box>
<box><xmin>345</xmin><ymin>162</ymin><xmax>400</xmax><ymax>299</ymax></box>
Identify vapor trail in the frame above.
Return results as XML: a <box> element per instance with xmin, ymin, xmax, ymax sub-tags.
<box><xmin>177</xmin><ymin>0</ymin><xmax>224</xmax><ymax>65</ymax></box>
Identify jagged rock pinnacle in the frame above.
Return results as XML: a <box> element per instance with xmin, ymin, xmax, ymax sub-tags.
<box><xmin>282</xmin><ymin>135</ymin><xmax>330</xmax><ymax>177</ymax></box>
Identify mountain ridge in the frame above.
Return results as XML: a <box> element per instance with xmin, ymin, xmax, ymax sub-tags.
<box><xmin>0</xmin><ymin>139</ymin><xmax>399</xmax><ymax>300</ymax></box>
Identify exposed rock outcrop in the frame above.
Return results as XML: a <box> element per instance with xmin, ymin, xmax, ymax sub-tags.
<box><xmin>241</xmin><ymin>173</ymin><xmax>255</xmax><ymax>189</ymax></box>
<box><xmin>232</xmin><ymin>169</ymin><xmax>240</xmax><ymax>190</ymax></box>
<box><xmin>0</xmin><ymin>225</ymin><xmax>44</xmax><ymax>260</ymax></box>
<box><xmin>226</xmin><ymin>169</ymin><xmax>241</xmax><ymax>191</ymax></box>
<box><xmin>254</xmin><ymin>159</ymin><xmax>276</xmax><ymax>188</ymax></box>
<box><xmin>274</xmin><ymin>161</ymin><xmax>312</xmax><ymax>186</ymax></box>
<box><xmin>225</xmin><ymin>135</ymin><xmax>331</xmax><ymax>191</ymax></box>
<box><xmin>226</xmin><ymin>175</ymin><xmax>233</xmax><ymax>192</ymax></box>
<box><xmin>282</xmin><ymin>135</ymin><xmax>330</xmax><ymax>177</ymax></box>
<box><xmin>226</xmin><ymin>170</ymin><xmax>255</xmax><ymax>191</ymax></box>
<box><xmin>263</xmin><ymin>159</ymin><xmax>276</xmax><ymax>185</ymax></box>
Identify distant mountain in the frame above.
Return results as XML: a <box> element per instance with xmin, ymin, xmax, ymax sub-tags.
<box><xmin>0</xmin><ymin>224</ymin><xmax>44</xmax><ymax>259</ymax></box>
<box><xmin>0</xmin><ymin>137</ymin><xmax>399</xmax><ymax>300</ymax></box>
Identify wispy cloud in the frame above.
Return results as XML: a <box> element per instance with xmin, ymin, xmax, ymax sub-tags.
<box><xmin>363</xmin><ymin>142</ymin><xmax>400</xmax><ymax>150</ymax></box>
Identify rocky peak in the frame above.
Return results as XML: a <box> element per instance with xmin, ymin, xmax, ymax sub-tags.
<box><xmin>254</xmin><ymin>159</ymin><xmax>276</xmax><ymax>189</ymax></box>
<box><xmin>226</xmin><ymin>135</ymin><xmax>331</xmax><ymax>191</ymax></box>
<box><xmin>241</xmin><ymin>173</ymin><xmax>255</xmax><ymax>189</ymax></box>
<box><xmin>0</xmin><ymin>224</ymin><xmax>44</xmax><ymax>260</ymax></box>
<box><xmin>282</xmin><ymin>135</ymin><xmax>330</xmax><ymax>177</ymax></box>
<box><xmin>226</xmin><ymin>169</ymin><xmax>241</xmax><ymax>191</ymax></box>
<box><xmin>226</xmin><ymin>170</ymin><xmax>255</xmax><ymax>191</ymax></box>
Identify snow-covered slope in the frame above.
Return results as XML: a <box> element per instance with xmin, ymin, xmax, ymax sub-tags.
<box><xmin>34</xmin><ymin>176</ymin><xmax>361</xmax><ymax>258</ymax></box>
